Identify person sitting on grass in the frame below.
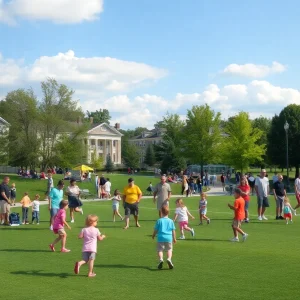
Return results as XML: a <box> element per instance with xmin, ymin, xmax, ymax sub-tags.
<box><xmin>20</xmin><ymin>192</ymin><xmax>31</xmax><ymax>225</ymax></box>
<box><xmin>74</xmin><ymin>214</ymin><xmax>106</xmax><ymax>278</ymax></box>
<box><xmin>152</xmin><ymin>205</ymin><xmax>176</xmax><ymax>270</ymax></box>
<box><xmin>228</xmin><ymin>188</ymin><xmax>248</xmax><ymax>242</ymax></box>
<box><xmin>173</xmin><ymin>198</ymin><xmax>195</xmax><ymax>239</ymax></box>
<box><xmin>49</xmin><ymin>200</ymin><xmax>71</xmax><ymax>253</ymax></box>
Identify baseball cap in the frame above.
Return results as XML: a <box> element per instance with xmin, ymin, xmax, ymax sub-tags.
<box><xmin>128</xmin><ymin>178</ymin><xmax>134</xmax><ymax>183</ymax></box>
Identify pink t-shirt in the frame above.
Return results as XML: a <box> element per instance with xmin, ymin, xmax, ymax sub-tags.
<box><xmin>81</xmin><ymin>227</ymin><xmax>101</xmax><ymax>253</ymax></box>
<box><xmin>53</xmin><ymin>209</ymin><xmax>66</xmax><ymax>230</ymax></box>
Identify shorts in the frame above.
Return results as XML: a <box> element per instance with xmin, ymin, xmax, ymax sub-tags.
<box><xmin>157</xmin><ymin>242</ymin><xmax>173</xmax><ymax>252</ymax></box>
<box><xmin>157</xmin><ymin>200</ymin><xmax>169</xmax><ymax>210</ymax></box>
<box><xmin>199</xmin><ymin>209</ymin><xmax>207</xmax><ymax>215</ymax></box>
<box><xmin>284</xmin><ymin>213</ymin><xmax>292</xmax><ymax>219</ymax></box>
<box><xmin>296</xmin><ymin>193</ymin><xmax>300</xmax><ymax>204</ymax></box>
<box><xmin>232</xmin><ymin>219</ymin><xmax>242</xmax><ymax>227</ymax></box>
<box><xmin>179</xmin><ymin>221</ymin><xmax>188</xmax><ymax>230</ymax></box>
<box><xmin>112</xmin><ymin>204</ymin><xmax>119</xmax><ymax>211</ymax></box>
<box><xmin>53</xmin><ymin>228</ymin><xmax>66</xmax><ymax>235</ymax></box>
<box><xmin>50</xmin><ymin>208</ymin><xmax>59</xmax><ymax>217</ymax></box>
<box><xmin>124</xmin><ymin>202</ymin><xmax>139</xmax><ymax>216</ymax></box>
<box><xmin>0</xmin><ymin>200</ymin><xmax>10</xmax><ymax>214</ymax></box>
<box><xmin>82</xmin><ymin>252</ymin><xmax>96</xmax><ymax>262</ymax></box>
<box><xmin>276</xmin><ymin>196</ymin><xmax>284</xmax><ymax>209</ymax></box>
<box><xmin>68</xmin><ymin>196</ymin><xmax>82</xmax><ymax>208</ymax></box>
<box><xmin>257</xmin><ymin>196</ymin><xmax>269</xmax><ymax>208</ymax></box>
<box><xmin>244</xmin><ymin>200</ymin><xmax>249</xmax><ymax>211</ymax></box>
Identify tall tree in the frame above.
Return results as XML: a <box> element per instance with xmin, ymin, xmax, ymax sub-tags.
<box><xmin>39</xmin><ymin>78</ymin><xmax>83</xmax><ymax>170</ymax></box>
<box><xmin>144</xmin><ymin>144</ymin><xmax>156</xmax><ymax>167</ymax></box>
<box><xmin>268</xmin><ymin>104</ymin><xmax>300</xmax><ymax>177</ymax></box>
<box><xmin>121</xmin><ymin>138</ymin><xmax>140</xmax><ymax>169</ymax></box>
<box><xmin>91</xmin><ymin>150</ymin><xmax>104</xmax><ymax>171</ymax></box>
<box><xmin>105</xmin><ymin>154</ymin><xmax>114</xmax><ymax>172</ymax></box>
<box><xmin>184</xmin><ymin>105</ymin><xmax>222</xmax><ymax>173</ymax></box>
<box><xmin>221</xmin><ymin>112</ymin><xmax>266</xmax><ymax>173</ymax></box>
<box><xmin>86</xmin><ymin>109</ymin><xmax>111</xmax><ymax>124</ymax></box>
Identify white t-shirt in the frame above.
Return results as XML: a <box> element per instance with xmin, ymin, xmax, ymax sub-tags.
<box><xmin>295</xmin><ymin>178</ymin><xmax>300</xmax><ymax>193</ymax></box>
<box><xmin>175</xmin><ymin>207</ymin><xmax>188</xmax><ymax>222</ymax></box>
<box><xmin>32</xmin><ymin>200</ymin><xmax>40</xmax><ymax>211</ymax></box>
<box><xmin>199</xmin><ymin>200</ymin><xmax>207</xmax><ymax>211</ymax></box>
<box><xmin>255</xmin><ymin>176</ymin><xmax>269</xmax><ymax>197</ymax></box>
<box><xmin>105</xmin><ymin>181</ymin><xmax>111</xmax><ymax>192</ymax></box>
<box><xmin>112</xmin><ymin>195</ymin><xmax>121</xmax><ymax>205</ymax></box>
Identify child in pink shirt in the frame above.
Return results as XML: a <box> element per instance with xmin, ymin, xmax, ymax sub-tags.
<box><xmin>49</xmin><ymin>200</ymin><xmax>71</xmax><ymax>253</ymax></box>
<box><xmin>74</xmin><ymin>214</ymin><xmax>106</xmax><ymax>277</ymax></box>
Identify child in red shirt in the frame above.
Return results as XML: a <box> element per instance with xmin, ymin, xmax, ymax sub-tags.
<box><xmin>228</xmin><ymin>188</ymin><xmax>248</xmax><ymax>242</ymax></box>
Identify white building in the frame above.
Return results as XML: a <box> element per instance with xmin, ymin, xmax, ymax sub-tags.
<box><xmin>87</xmin><ymin>123</ymin><xmax>123</xmax><ymax>165</ymax></box>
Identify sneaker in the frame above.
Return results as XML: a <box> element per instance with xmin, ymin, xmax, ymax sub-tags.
<box><xmin>61</xmin><ymin>248</ymin><xmax>71</xmax><ymax>253</ymax></box>
<box><xmin>167</xmin><ymin>259</ymin><xmax>174</xmax><ymax>269</ymax></box>
<box><xmin>207</xmin><ymin>219</ymin><xmax>210</xmax><ymax>225</ymax></box>
<box><xmin>37</xmin><ymin>223</ymin><xmax>39</xmax><ymax>225</ymax></box>
<box><xmin>199</xmin><ymin>222</ymin><xmax>203</xmax><ymax>225</ymax></box>
<box><xmin>230</xmin><ymin>237</ymin><xmax>239</xmax><ymax>242</ymax></box>
<box><xmin>279</xmin><ymin>216</ymin><xmax>284</xmax><ymax>220</ymax></box>
<box><xmin>71</xmin><ymin>219</ymin><xmax>74</xmax><ymax>223</ymax></box>
<box><xmin>0</xmin><ymin>220</ymin><xmax>4</xmax><ymax>225</ymax></box>
<box><xmin>242</xmin><ymin>233</ymin><xmax>248</xmax><ymax>242</ymax></box>
<box><xmin>294</xmin><ymin>210</ymin><xmax>297</xmax><ymax>216</ymax></box>
<box><xmin>157</xmin><ymin>260</ymin><xmax>164</xmax><ymax>270</ymax></box>
<box><xmin>80</xmin><ymin>208</ymin><xmax>83</xmax><ymax>215</ymax></box>
<box><xmin>275</xmin><ymin>216</ymin><xmax>280</xmax><ymax>220</ymax></box>
<box><xmin>50</xmin><ymin>225</ymin><xmax>53</xmax><ymax>231</ymax></box>
<box><xmin>258</xmin><ymin>216</ymin><xmax>262</xmax><ymax>221</ymax></box>
<box><xmin>191</xmin><ymin>228</ymin><xmax>195</xmax><ymax>237</ymax></box>
<box><xmin>262</xmin><ymin>215</ymin><xmax>268</xmax><ymax>220</ymax></box>
<box><xmin>245</xmin><ymin>218</ymin><xmax>249</xmax><ymax>223</ymax></box>
<box><xmin>88</xmin><ymin>273</ymin><xmax>96</xmax><ymax>277</ymax></box>
<box><xmin>74</xmin><ymin>262</ymin><xmax>80</xmax><ymax>274</ymax></box>
<box><xmin>178</xmin><ymin>236</ymin><xmax>185</xmax><ymax>240</ymax></box>
<box><xmin>49</xmin><ymin>244</ymin><xmax>55</xmax><ymax>252</ymax></box>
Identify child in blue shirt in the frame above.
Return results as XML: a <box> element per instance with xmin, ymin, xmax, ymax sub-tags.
<box><xmin>152</xmin><ymin>205</ymin><xmax>176</xmax><ymax>270</ymax></box>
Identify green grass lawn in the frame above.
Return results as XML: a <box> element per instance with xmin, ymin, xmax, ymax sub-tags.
<box><xmin>1</xmin><ymin>174</ymin><xmax>300</xmax><ymax>300</ymax></box>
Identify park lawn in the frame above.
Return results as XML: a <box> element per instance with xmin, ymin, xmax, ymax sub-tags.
<box><xmin>0</xmin><ymin>190</ymin><xmax>300</xmax><ymax>300</ymax></box>
<box><xmin>0</xmin><ymin>173</ymin><xmax>183</xmax><ymax>200</ymax></box>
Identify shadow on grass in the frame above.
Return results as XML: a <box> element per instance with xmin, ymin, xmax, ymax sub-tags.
<box><xmin>10</xmin><ymin>270</ymin><xmax>78</xmax><ymax>278</ymax></box>
<box><xmin>0</xmin><ymin>249</ymin><xmax>50</xmax><ymax>253</ymax></box>
<box><xmin>95</xmin><ymin>264</ymin><xmax>169</xmax><ymax>272</ymax></box>
<box><xmin>180</xmin><ymin>238</ymin><xmax>229</xmax><ymax>242</ymax></box>
<box><xmin>0</xmin><ymin>227</ymin><xmax>49</xmax><ymax>231</ymax></box>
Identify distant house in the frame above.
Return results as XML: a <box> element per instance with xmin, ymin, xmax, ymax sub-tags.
<box><xmin>87</xmin><ymin>122</ymin><xmax>123</xmax><ymax>165</ymax></box>
<box><xmin>129</xmin><ymin>127</ymin><xmax>166</xmax><ymax>166</ymax></box>
<box><xmin>0</xmin><ymin>117</ymin><xmax>9</xmax><ymax>132</ymax></box>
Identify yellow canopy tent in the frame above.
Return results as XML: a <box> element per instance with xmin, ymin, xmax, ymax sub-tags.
<box><xmin>73</xmin><ymin>165</ymin><xmax>94</xmax><ymax>172</ymax></box>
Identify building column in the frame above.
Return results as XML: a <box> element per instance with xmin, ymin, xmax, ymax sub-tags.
<box><xmin>111</xmin><ymin>139</ymin><xmax>114</xmax><ymax>163</ymax></box>
<box><xmin>118</xmin><ymin>139</ymin><xmax>121</xmax><ymax>164</ymax></box>
<box><xmin>103</xmin><ymin>140</ymin><xmax>107</xmax><ymax>164</ymax></box>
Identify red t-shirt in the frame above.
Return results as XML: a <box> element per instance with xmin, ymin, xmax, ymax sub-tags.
<box><xmin>238</xmin><ymin>184</ymin><xmax>250</xmax><ymax>201</ymax></box>
<box><xmin>234</xmin><ymin>197</ymin><xmax>245</xmax><ymax>220</ymax></box>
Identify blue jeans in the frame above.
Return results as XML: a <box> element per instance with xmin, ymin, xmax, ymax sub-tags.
<box><xmin>22</xmin><ymin>207</ymin><xmax>29</xmax><ymax>223</ymax></box>
<box><xmin>197</xmin><ymin>184</ymin><xmax>202</xmax><ymax>193</ymax></box>
<box><xmin>32</xmin><ymin>211</ymin><xmax>40</xmax><ymax>223</ymax></box>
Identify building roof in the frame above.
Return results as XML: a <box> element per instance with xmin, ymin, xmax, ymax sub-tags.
<box><xmin>130</xmin><ymin>128</ymin><xmax>166</xmax><ymax>140</ymax></box>
<box><xmin>87</xmin><ymin>123</ymin><xmax>123</xmax><ymax>137</ymax></box>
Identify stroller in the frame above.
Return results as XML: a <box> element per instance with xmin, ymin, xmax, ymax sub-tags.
<box><xmin>9</xmin><ymin>212</ymin><xmax>21</xmax><ymax>226</ymax></box>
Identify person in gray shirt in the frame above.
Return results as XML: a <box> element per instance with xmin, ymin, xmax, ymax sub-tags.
<box><xmin>153</xmin><ymin>175</ymin><xmax>172</xmax><ymax>217</ymax></box>
<box><xmin>255</xmin><ymin>169</ymin><xmax>270</xmax><ymax>221</ymax></box>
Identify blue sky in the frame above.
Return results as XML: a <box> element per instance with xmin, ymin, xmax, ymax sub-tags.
<box><xmin>0</xmin><ymin>0</ymin><xmax>300</xmax><ymax>128</ymax></box>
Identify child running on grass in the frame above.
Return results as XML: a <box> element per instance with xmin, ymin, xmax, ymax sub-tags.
<box><xmin>199</xmin><ymin>192</ymin><xmax>210</xmax><ymax>225</ymax></box>
<box><xmin>74</xmin><ymin>214</ymin><xmax>106</xmax><ymax>277</ymax></box>
<box><xmin>283</xmin><ymin>197</ymin><xmax>295</xmax><ymax>224</ymax></box>
<box><xmin>49</xmin><ymin>200</ymin><xmax>71</xmax><ymax>253</ymax></box>
<box><xmin>20</xmin><ymin>192</ymin><xmax>31</xmax><ymax>224</ymax></box>
<box><xmin>228</xmin><ymin>188</ymin><xmax>248</xmax><ymax>242</ymax></box>
<box><xmin>173</xmin><ymin>198</ymin><xmax>195</xmax><ymax>239</ymax></box>
<box><xmin>112</xmin><ymin>189</ymin><xmax>123</xmax><ymax>222</ymax></box>
<box><xmin>31</xmin><ymin>194</ymin><xmax>40</xmax><ymax>225</ymax></box>
<box><xmin>152</xmin><ymin>205</ymin><xmax>176</xmax><ymax>270</ymax></box>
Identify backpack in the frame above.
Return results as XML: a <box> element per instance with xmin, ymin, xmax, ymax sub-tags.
<box><xmin>9</xmin><ymin>212</ymin><xmax>20</xmax><ymax>226</ymax></box>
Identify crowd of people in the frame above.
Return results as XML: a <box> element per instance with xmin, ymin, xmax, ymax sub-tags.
<box><xmin>1</xmin><ymin>170</ymin><xmax>300</xmax><ymax>275</ymax></box>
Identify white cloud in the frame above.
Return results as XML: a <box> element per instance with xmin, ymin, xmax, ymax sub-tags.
<box><xmin>0</xmin><ymin>50</ymin><xmax>168</xmax><ymax>91</ymax></box>
<box><xmin>221</xmin><ymin>61</ymin><xmax>286</xmax><ymax>78</ymax></box>
<box><xmin>0</xmin><ymin>0</ymin><xmax>104</xmax><ymax>24</ymax></box>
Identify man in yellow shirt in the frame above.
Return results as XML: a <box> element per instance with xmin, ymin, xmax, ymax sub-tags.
<box><xmin>123</xmin><ymin>178</ymin><xmax>142</xmax><ymax>229</ymax></box>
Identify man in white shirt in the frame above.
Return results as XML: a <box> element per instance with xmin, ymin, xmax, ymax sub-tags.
<box><xmin>293</xmin><ymin>174</ymin><xmax>300</xmax><ymax>212</ymax></box>
<box><xmin>255</xmin><ymin>169</ymin><xmax>269</xmax><ymax>221</ymax></box>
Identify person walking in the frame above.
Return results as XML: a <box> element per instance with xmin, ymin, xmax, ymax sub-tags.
<box><xmin>48</xmin><ymin>180</ymin><xmax>64</xmax><ymax>230</ymax></box>
<box><xmin>153</xmin><ymin>175</ymin><xmax>172</xmax><ymax>217</ymax></box>
<box><xmin>293</xmin><ymin>174</ymin><xmax>300</xmax><ymax>214</ymax></box>
<box><xmin>122</xmin><ymin>178</ymin><xmax>142</xmax><ymax>229</ymax></box>
<box><xmin>273</xmin><ymin>174</ymin><xmax>286</xmax><ymax>220</ymax></box>
<box><xmin>66</xmin><ymin>179</ymin><xmax>83</xmax><ymax>223</ymax></box>
<box><xmin>255</xmin><ymin>169</ymin><xmax>270</xmax><ymax>221</ymax></box>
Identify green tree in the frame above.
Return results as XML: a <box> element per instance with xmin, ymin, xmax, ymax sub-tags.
<box><xmin>221</xmin><ymin>112</ymin><xmax>266</xmax><ymax>173</ymax></box>
<box><xmin>86</xmin><ymin>109</ymin><xmax>111</xmax><ymax>124</ymax></box>
<box><xmin>184</xmin><ymin>105</ymin><xmax>222</xmax><ymax>173</ymax></box>
<box><xmin>122</xmin><ymin>138</ymin><xmax>140</xmax><ymax>169</ymax></box>
<box><xmin>105</xmin><ymin>154</ymin><xmax>114</xmax><ymax>172</ymax></box>
<box><xmin>91</xmin><ymin>150</ymin><xmax>104</xmax><ymax>171</ymax></box>
<box><xmin>144</xmin><ymin>144</ymin><xmax>156</xmax><ymax>167</ymax></box>
<box><xmin>268</xmin><ymin>104</ymin><xmax>300</xmax><ymax>177</ymax></box>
